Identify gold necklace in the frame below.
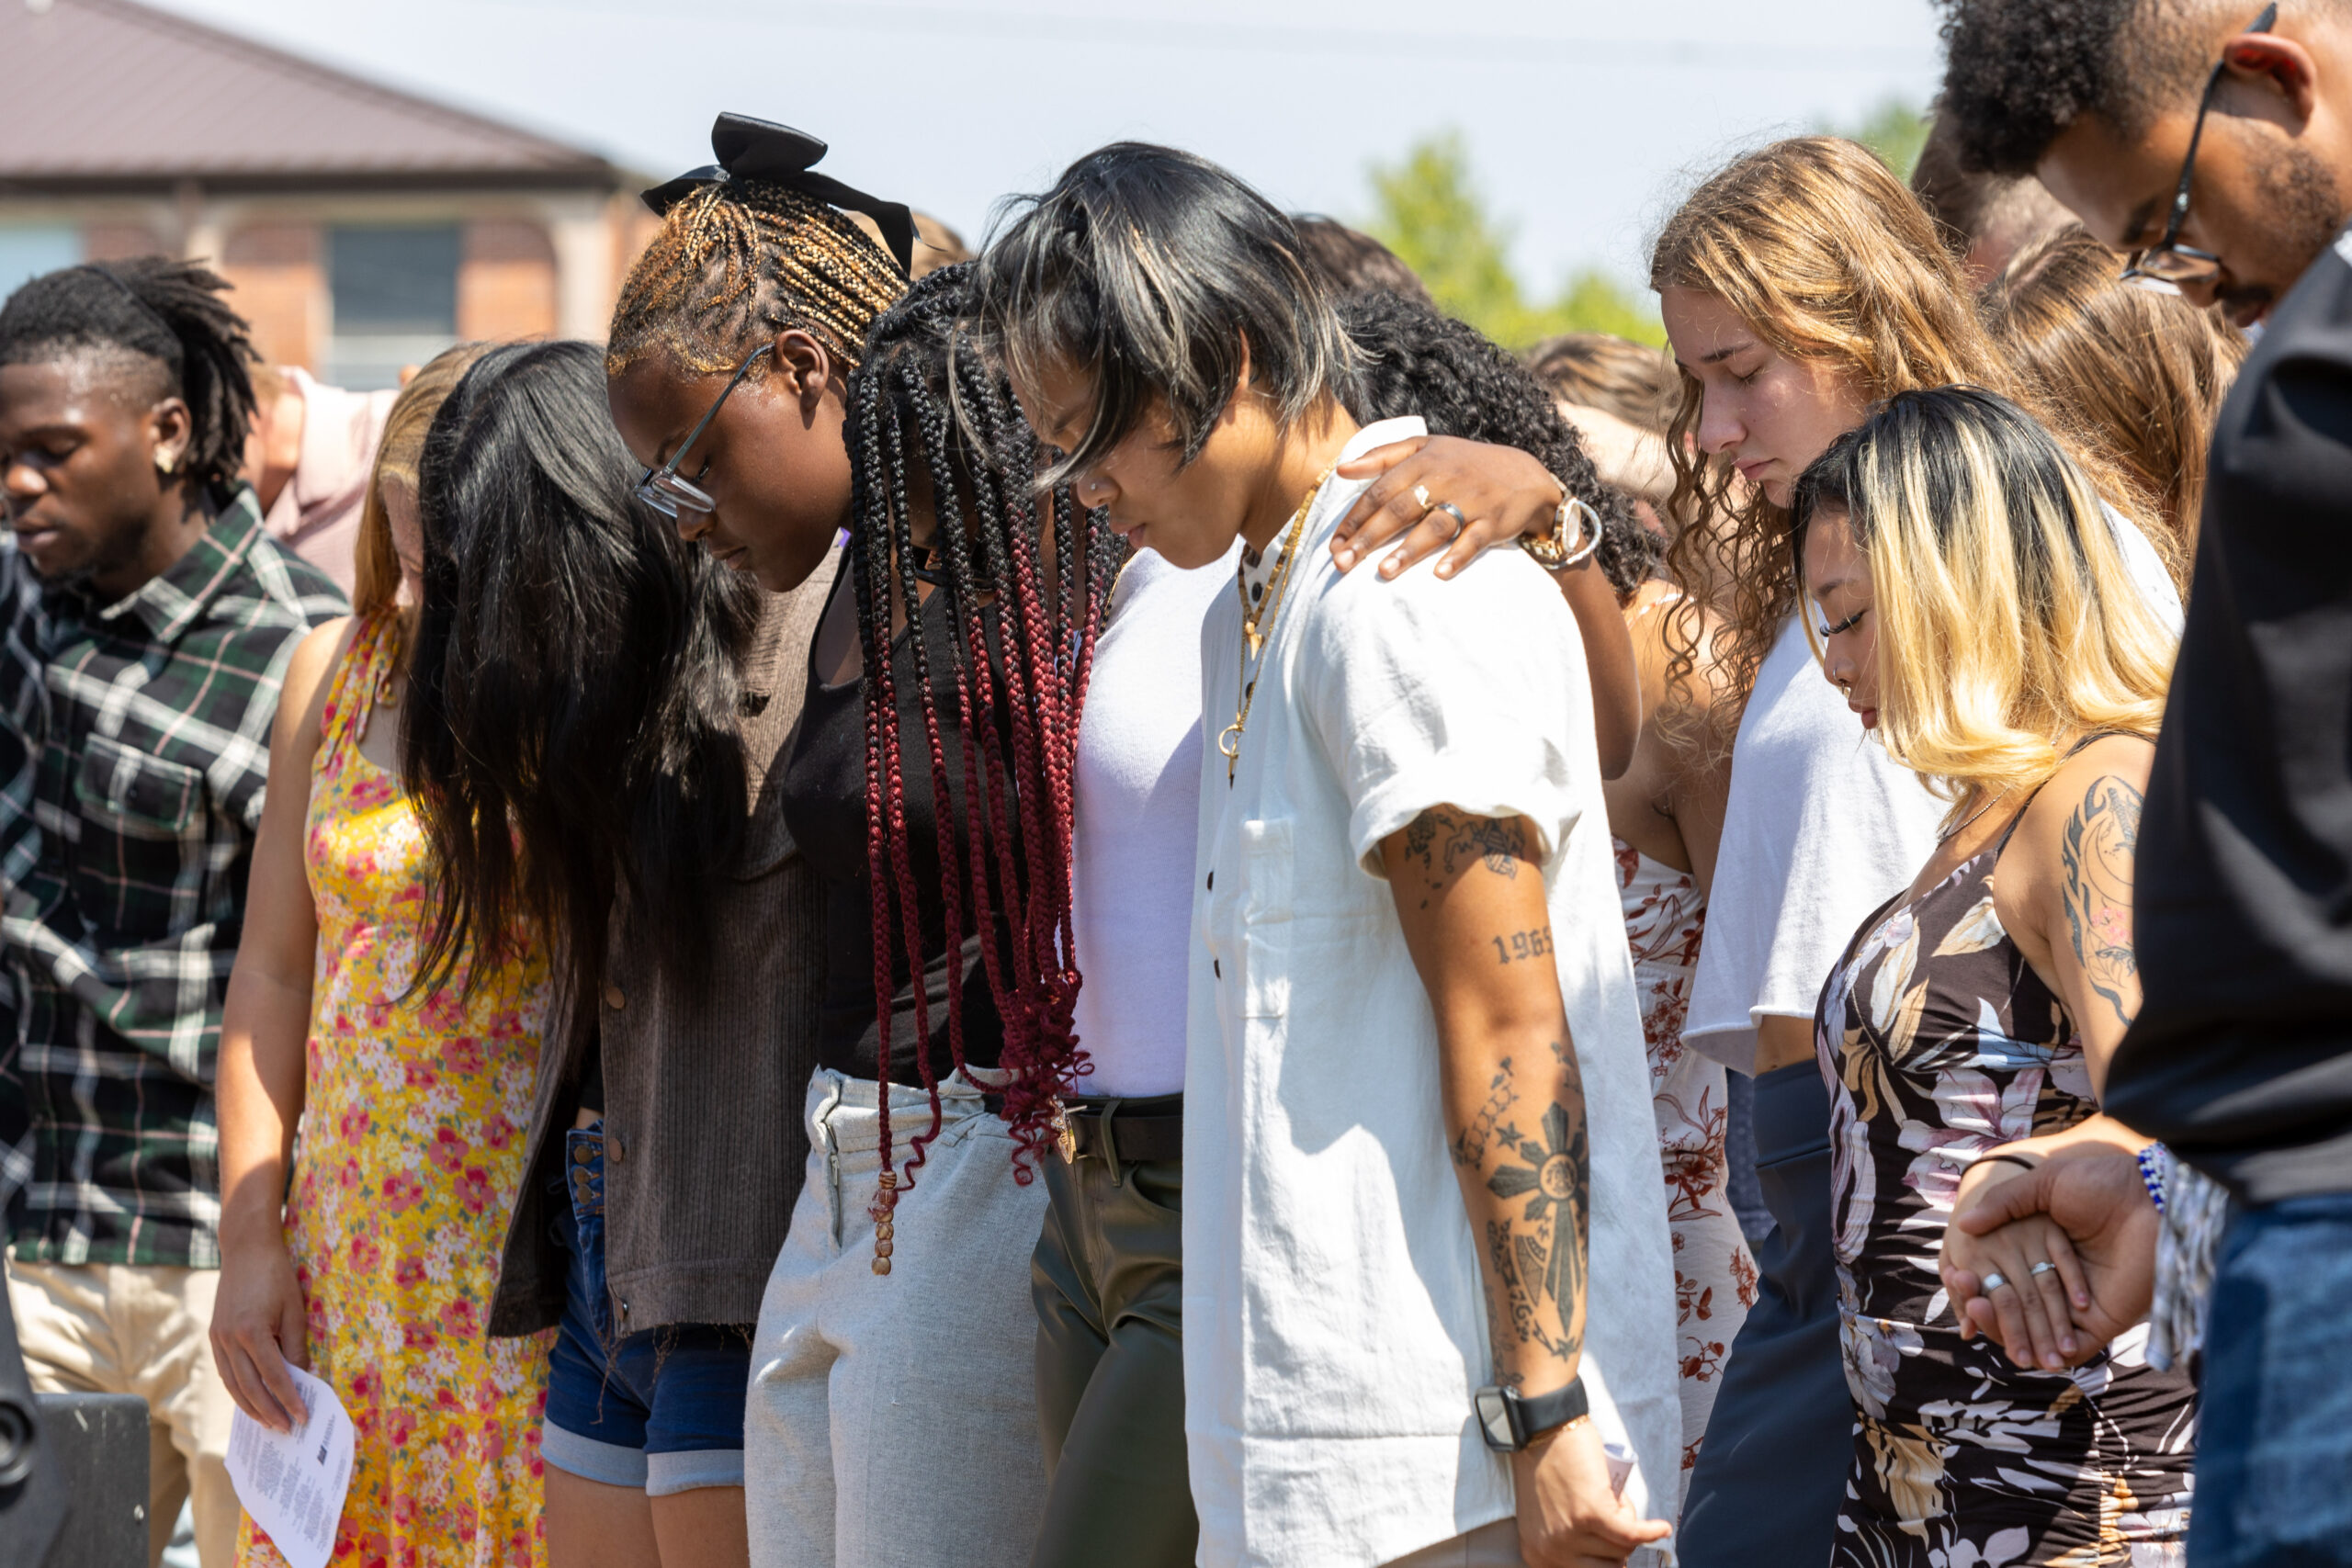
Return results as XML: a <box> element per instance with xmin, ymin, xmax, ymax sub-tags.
<box><xmin>1218</xmin><ymin>468</ymin><xmax>1329</xmax><ymax>785</ymax></box>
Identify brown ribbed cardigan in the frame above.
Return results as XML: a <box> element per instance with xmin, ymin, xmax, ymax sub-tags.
<box><xmin>489</xmin><ymin>556</ymin><xmax>836</xmax><ymax>1337</ymax></box>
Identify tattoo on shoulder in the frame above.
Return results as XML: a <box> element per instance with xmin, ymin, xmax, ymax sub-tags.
<box><xmin>2060</xmin><ymin>773</ymin><xmax>2143</xmax><ymax>1030</ymax></box>
<box><xmin>1399</xmin><ymin>807</ymin><xmax>1534</xmax><ymax>897</ymax></box>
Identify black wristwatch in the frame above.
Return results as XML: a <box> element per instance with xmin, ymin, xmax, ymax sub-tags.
<box><xmin>1473</xmin><ymin>1375</ymin><xmax>1589</xmax><ymax>1452</ymax></box>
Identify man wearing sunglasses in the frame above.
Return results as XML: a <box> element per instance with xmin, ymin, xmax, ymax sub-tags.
<box><xmin>1937</xmin><ymin>5</ymin><xmax>2352</xmax><ymax>1565</ymax></box>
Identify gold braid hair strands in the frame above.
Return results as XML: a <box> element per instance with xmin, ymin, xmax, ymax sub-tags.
<box><xmin>606</xmin><ymin>179</ymin><xmax>909</xmax><ymax>381</ymax></box>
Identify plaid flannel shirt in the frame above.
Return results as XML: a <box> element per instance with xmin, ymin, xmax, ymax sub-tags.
<box><xmin>0</xmin><ymin>489</ymin><xmax>344</xmax><ymax>1267</ymax></box>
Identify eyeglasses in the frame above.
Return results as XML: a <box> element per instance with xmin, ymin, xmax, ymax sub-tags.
<box><xmin>633</xmin><ymin>342</ymin><xmax>774</xmax><ymax>518</ymax></box>
<box><xmin>2121</xmin><ymin>2</ymin><xmax>2278</xmax><ymax>288</ymax></box>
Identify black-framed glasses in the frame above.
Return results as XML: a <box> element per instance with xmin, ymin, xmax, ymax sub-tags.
<box><xmin>634</xmin><ymin>342</ymin><xmax>774</xmax><ymax>518</ymax></box>
<box><xmin>2122</xmin><ymin>2</ymin><xmax>2278</xmax><ymax>288</ymax></box>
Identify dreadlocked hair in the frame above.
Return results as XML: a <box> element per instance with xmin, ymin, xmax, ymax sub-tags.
<box><xmin>1339</xmin><ymin>291</ymin><xmax>1659</xmax><ymax>601</ymax></box>
<box><xmin>846</xmin><ymin>263</ymin><xmax>1125</xmax><ymax>1198</ymax></box>
<box><xmin>0</xmin><ymin>257</ymin><xmax>258</xmax><ymax>501</ymax></box>
<box><xmin>403</xmin><ymin>341</ymin><xmax>761</xmax><ymax>1020</ymax></box>
<box><xmin>605</xmin><ymin>179</ymin><xmax>907</xmax><ymax>380</ymax></box>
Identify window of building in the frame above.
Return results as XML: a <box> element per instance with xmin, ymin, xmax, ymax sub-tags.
<box><xmin>325</xmin><ymin>224</ymin><xmax>459</xmax><ymax>389</ymax></box>
<box><xmin>0</xmin><ymin>224</ymin><xmax>80</xmax><ymax>300</ymax></box>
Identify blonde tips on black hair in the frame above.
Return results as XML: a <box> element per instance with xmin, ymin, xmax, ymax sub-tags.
<box><xmin>975</xmin><ymin>141</ymin><xmax>1356</xmax><ymax>486</ymax></box>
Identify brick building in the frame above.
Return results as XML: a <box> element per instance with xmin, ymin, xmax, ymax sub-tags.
<box><xmin>0</xmin><ymin>0</ymin><xmax>655</xmax><ymax>387</ymax></box>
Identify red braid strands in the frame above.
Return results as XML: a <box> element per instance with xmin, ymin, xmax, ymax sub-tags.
<box><xmin>967</xmin><ymin>384</ymin><xmax>1101</xmax><ymax>1168</ymax></box>
<box><xmin>842</xmin><ymin>265</ymin><xmax>1125</xmax><ymax>1270</ymax></box>
<box><xmin>848</xmin><ymin>359</ymin><xmax>904</xmax><ymax>1271</ymax></box>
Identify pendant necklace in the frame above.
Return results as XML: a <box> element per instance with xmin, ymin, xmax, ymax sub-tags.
<box><xmin>1941</xmin><ymin>786</ymin><xmax>2009</xmax><ymax>844</ymax></box>
<box><xmin>1218</xmin><ymin>468</ymin><xmax>1329</xmax><ymax>785</ymax></box>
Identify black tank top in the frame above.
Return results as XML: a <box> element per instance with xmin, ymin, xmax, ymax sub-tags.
<box><xmin>780</xmin><ymin>558</ymin><xmax>1012</xmax><ymax>1086</ymax></box>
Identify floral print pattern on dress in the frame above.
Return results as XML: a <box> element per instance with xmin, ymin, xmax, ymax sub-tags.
<box><xmin>1613</xmin><ymin>840</ymin><xmax>1756</xmax><ymax>1499</ymax></box>
<box><xmin>238</xmin><ymin>615</ymin><xmax>555</xmax><ymax>1568</ymax></box>
<box><xmin>1815</xmin><ymin>848</ymin><xmax>2195</xmax><ymax>1566</ymax></box>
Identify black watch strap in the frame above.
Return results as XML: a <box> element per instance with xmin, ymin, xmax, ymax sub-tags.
<box><xmin>1474</xmin><ymin>1374</ymin><xmax>1589</xmax><ymax>1451</ymax></box>
<box><xmin>1514</xmin><ymin>1377</ymin><xmax>1589</xmax><ymax>1439</ymax></box>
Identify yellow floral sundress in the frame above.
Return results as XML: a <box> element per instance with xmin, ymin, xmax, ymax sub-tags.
<box><xmin>239</xmin><ymin>614</ymin><xmax>556</xmax><ymax>1568</ymax></box>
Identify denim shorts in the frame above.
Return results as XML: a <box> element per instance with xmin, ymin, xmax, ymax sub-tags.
<box><xmin>540</xmin><ymin>1122</ymin><xmax>752</xmax><ymax>1495</ymax></box>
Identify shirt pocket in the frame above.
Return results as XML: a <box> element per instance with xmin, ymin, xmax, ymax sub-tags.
<box><xmin>72</xmin><ymin>734</ymin><xmax>208</xmax><ymax>935</ymax></box>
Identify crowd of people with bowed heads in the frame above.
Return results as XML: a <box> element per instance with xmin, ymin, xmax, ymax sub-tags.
<box><xmin>0</xmin><ymin>3</ymin><xmax>2346</xmax><ymax>1566</ymax></box>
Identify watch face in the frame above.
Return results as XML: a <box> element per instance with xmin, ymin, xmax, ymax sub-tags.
<box><xmin>1474</xmin><ymin>1388</ymin><xmax>1517</xmax><ymax>1451</ymax></box>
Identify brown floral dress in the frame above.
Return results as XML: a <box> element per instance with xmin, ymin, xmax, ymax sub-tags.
<box><xmin>1815</xmin><ymin>819</ymin><xmax>2196</xmax><ymax>1566</ymax></box>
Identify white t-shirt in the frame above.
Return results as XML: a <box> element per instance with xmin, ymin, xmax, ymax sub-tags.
<box><xmin>1069</xmin><ymin>545</ymin><xmax>1234</xmax><ymax>1098</ymax></box>
<box><xmin>1685</xmin><ymin>507</ymin><xmax>2185</xmax><ymax>1074</ymax></box>
<box><xmin>1683</xmin><ymin>617</ymin><xmax>1947</xmax><ymax>1073</ymax></box>
<box><xmin>1186</xmin><ymin>417</ymin><xmax>1680</xmax><ymax>1568</ymax></box>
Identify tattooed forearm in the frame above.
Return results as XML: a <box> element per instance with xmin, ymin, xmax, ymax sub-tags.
<box><xmin>1491</xmin><ymin>927</ymin><xmax>1555</xmax><ymax>964</ymax></box>
<box><xmin>1451</xmin><ymin>1060</ymin><xmax>1521</xmax><ymax>1168</ymax></box>
<box><xmin>1484</xmin><ymin>1220</ymin><xmax>1535</xmax><ymax>1373</ymax></box>
<box><xmin>1392</xmin><ymin>804</ymin><xmax>1583</xmax><ymax>1382</ymax></box>
<box><xmin>2061</xmin><ymin>773</ymin><xmax>2143</xmax><ymax>1029</ymax></box>
<box><xmin>1399</xmin><ymin>807</ymin><xmax>1533</xmax><ymax>904</ymax></box>
<box><xmin>1468</xmin><ymin>1047</ymin><xmax>1589</xmax><ymax>1370</ymax></box>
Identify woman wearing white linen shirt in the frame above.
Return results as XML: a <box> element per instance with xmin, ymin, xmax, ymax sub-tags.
<box><xmin>980</xmin><ymin>141</ymin><xmax>1680</xmax><ymax>1568</ymax></box>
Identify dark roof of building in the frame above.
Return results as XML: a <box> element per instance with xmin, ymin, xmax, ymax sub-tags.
<box><xmin>0</xmin><ymin>0</ymin><xmax>620</xmax><ymax>192</ymax></box>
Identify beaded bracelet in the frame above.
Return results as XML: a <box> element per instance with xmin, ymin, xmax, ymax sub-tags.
<box><xmin>2136</xmin><ymin>1143</ymin><xmax>2168</xmax><ymax>1215</ymax></box>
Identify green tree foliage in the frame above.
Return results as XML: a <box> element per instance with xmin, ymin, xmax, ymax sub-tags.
<box><xmin>1364</xmin><ymin>131</ymin><xmax>1663</xmax><ymax>351</ymax></box>
<box><xmin>1831</xmin><ymin>97</ymin><xmax>1930</xmax><ymax>183</ymax></box>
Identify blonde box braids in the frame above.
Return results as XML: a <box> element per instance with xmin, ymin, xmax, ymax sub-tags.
<box><xmin>607</xmin><ymin>179</ymin><xmax>908</xmax><ymax>379</ymax></box>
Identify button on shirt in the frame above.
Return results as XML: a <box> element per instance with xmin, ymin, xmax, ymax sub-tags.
<box><xmin>1184</xmin><ymin>418</ymin><xmax>1681</xmax><ymax>1567</ymax></box>
<box><xmin>0</xmin><ymin>489</ymin><xmax>344</xmax><ymax>1267</ymax></box>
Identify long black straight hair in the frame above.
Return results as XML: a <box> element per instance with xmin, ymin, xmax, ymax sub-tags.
<box><xmin>401</xmin><ymin>340</ymin><xmax>762</xmax><ymax>1014</ymax></box>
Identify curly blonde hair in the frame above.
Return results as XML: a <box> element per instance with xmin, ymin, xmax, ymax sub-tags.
<box><xmin>1648</xmin><ymin>136</ymin><xmax>2161</xmax><ymax>714</ymax></box>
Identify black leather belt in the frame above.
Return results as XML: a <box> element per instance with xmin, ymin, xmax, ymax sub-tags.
<box><xmin>1054</xmin><ymin>1093</ymin><xmax>1183</xmax><ymax>1166</ymax></box>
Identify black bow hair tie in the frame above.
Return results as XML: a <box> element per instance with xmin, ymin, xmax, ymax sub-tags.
<box><xmin>641</xmin><ymin>113</ymin><xmax>915</xmax><ymax>278</ymax></box>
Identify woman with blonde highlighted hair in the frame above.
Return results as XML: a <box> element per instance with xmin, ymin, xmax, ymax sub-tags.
<box><xmin>1650</xmin><ymin>136</ymin><xmax>2185</xmax><ymax>1568</ymax></box>
<box><xmin>1797</xmin><ymin>385</ymin><xmax>2195</xmax><ymax>1565</ymax></box>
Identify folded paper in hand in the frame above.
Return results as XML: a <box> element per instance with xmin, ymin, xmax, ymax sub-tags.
<box><xmin>225</xmin><ymin>1365</ymin><xmax>355</xmax><ymax>1568</ymax></box>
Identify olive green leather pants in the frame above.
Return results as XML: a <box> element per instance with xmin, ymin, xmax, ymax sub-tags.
<box><xmin>1029</xmin><ymin>1133</ymin><xmax>1194</xmax><ymax>1568</ymax></box>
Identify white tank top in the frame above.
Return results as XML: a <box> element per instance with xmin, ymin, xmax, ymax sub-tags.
<box><xmin>1068</xmin><ymin>544</ymin><xmax>1235</xmax><ymax>1097</ymax></box>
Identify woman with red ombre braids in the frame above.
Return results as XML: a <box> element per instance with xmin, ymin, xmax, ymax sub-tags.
<box><xmin>745</xmin><ymin>262</ymin><xmax>1119</xmax><ymax>1568</ymax></box>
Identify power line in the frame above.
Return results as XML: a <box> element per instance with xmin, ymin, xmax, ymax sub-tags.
<box><xmin>484</xmin><ymin>0</ymin><xmax>1939</xmax><ymax>73</ymax></box>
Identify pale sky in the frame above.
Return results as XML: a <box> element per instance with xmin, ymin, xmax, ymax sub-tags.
<box><xmin>151</xmin><ymin>0</ymin><xmax>1947</xmax><ymax>298</ymax></box>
